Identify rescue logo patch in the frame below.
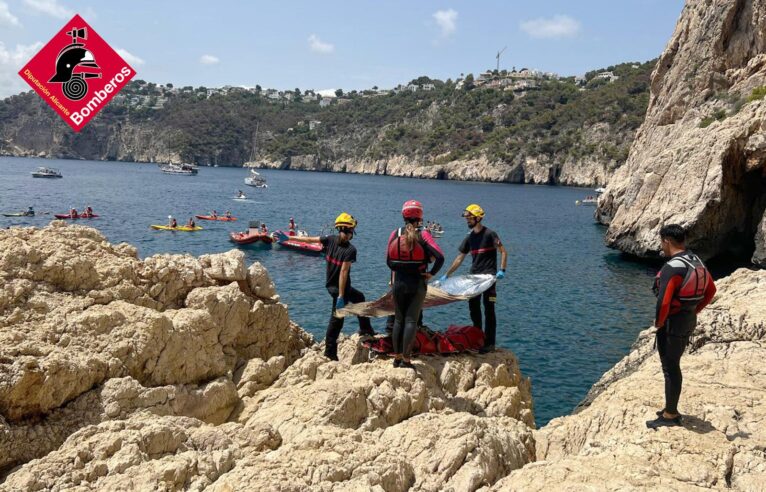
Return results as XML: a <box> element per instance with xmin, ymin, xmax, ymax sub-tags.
<box><xmin>18</xmin><ymin>14</ymin><xmax>135</xmax><ymax>132</ymax></box>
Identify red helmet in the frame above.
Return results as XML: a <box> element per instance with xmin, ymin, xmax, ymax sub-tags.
<box><xmin>402</xmin><ymin>200</ymin><xmax>423</xmax><ymax>219</ymax></box>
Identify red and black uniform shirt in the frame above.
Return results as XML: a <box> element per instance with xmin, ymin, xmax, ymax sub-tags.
<box><xmin>458</xmin><ymin>226</ymin><xmax>502</xmax><ymax>274</ymax></box>
<box><xmin>320</xmin><ymin>235</ymin><xmax>356</xmax><ymax>289</ymax></box>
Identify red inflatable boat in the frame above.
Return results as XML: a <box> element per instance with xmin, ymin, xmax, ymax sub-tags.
<box><xmin>274</xmin><ymin>230</ymin><xmax>323</xmax><ymax>255</ymax></box>
<box><xmin>229</xmin><ymin>231</ymin><xmax>274</xmax><ymax>245</ymax></box>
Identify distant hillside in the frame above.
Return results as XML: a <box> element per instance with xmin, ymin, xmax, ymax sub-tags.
<box><xmin>0</xmin><ymin>60</ymin><xmax>654</xmax><ymax>186</ymax></box>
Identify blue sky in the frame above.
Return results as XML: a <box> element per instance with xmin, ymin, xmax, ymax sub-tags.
<box><xmin>1</xmin><ymin>0</ymin><xmax>685</xmax><ymax>98</ymax></box>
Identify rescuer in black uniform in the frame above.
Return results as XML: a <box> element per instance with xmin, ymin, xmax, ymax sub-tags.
<box><xmin>274</xmin><ymin>213</ymin><xmax>374</xmax><ymax>361</ymax></box>
<box><xmin>440</xmin><ymin>204</ymin><xmax>507</xmax><ymax>353</ymax></box>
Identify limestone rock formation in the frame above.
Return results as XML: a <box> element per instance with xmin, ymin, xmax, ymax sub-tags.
<box><xmin>6</xmin><ymin>223</ymin><xmax>763</xmax><ymax>490</ymax></box>
<box><xmin>253</xmin><ymin>147</ymin><xmax>615</xmax><ymax>187</ymax></box>
<box><xmin>495</xmin><ymin>268</ymin><xmax>766</xmax><ymax>490</ymax></box>
<box><xmin>0</xmin><ymin>223</ymin><xmax>536</xmax><ymax>490</ymax></box>
<box><xmin>598</xmin><ymin>0</ymin><xmax>766</xmax><ymax>264</ymax></box>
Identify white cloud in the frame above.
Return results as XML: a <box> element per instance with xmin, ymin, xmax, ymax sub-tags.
<box><xmin>0</xmin><ymin>41</ymin><xmax>44</xmax><ymax>99</ymax></box>
<box><xmin>116</xmin><ymin>48</ymin><xmax>144</xmax><ymax>67</ymax></box>
<box><xmin>0</xmin><ymin>1</ymin><xmax>21</xmax><ymax>27</ymax></box>
<box><xmin>23</xmin><ymin>0</ymin><xmax>73</xmax><ymax>19</ymax></box>
<box><xmin>308</xmin><ymin>34</ymin><xmax>334</xmax><ymax>54</ymax></box>
<box><xmin>433</xmin><ymin>9</ymin><xmax>458</xmax><ymax>38</ymax></box>
<box><xmin>520</xmin><ymin>15</ymin><xmax>581</xmax><ymax>39</ymax></box>
<box><xmin>199</xmin><ymin>54</ymin><xmax>219</xmax><ymax>65</ymax></box>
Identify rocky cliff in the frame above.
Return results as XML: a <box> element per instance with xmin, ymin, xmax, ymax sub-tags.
<box><xmin>1</xmin><ymin>59</ymin><xmax>652</xmax><ymax>186</ymax></box>
<box><xmin>250</xmin><ymin>135</ymin><xmax>615</xmax><ymax>188</ymax></box>
<box><xmin>598</xmin><ymin>0</ymin><xmax>766</xmax><ymax>265</ymax></box>
<box><xmin>0</xmin><ymin>223</ymin><xmax>535</xmax><ymax>490</ymax></box>
<box><xmin>495</xmin><ymin>268</ymin><xmax>766</xmax><ymax>490</ymax></box>
<box><xmin>1</xmin><ymin>224</ymin><xmax>765</xmax><ymax>490</ymax></box>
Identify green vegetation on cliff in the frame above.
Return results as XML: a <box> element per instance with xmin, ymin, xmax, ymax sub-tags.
<box><xmin>0</xmin><ymin>60</ymin><xmax>653</xmax><ymax>170</ymax></box>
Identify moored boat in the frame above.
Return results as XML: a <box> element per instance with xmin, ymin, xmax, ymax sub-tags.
<box><xmin>31</xmin><ymin>167</ymin><xmax>63</xmax><ymax>178</ymax></box>
<box><xmin>159</xmin><ymin>163</ymin><xmax>198</xmax><ymax>175</ymax></box>
<box><xmin>244</xmin><ymin>169</ymin><xmax>267</xmax><ymax>188</ymax></box>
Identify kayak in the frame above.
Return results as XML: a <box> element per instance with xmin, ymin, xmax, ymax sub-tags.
<box><xmin>195</xmin><ymin>215</ymin><xmax>238</xmax><ymax>221</ymax></box>
<box><xmin>233</xmin><ymin>196</ymin><xmax>247</xmax><ymax>201</ymax></box>
<box><xmin>229</xmin><ymin>231</ymin><xmax>274</xmax><ymax>245</ymax></box>
<box><xmin>151</xmin><ymin>225</ymin><xmax>203</xmax><ymax>231</ymax></box>
<box><xmin>2</xmin><ymin>213</ymin><xmax>34</xmax><ymax>217</ymax></box>
<box><xmin>54</xmin><ymin>213</ymin><xmax>100</xmax><ymax>219</ymax></box>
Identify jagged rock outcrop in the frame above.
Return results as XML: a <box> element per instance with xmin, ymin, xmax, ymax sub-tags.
<box><xmin>495</xmin><ymin>268</ymin><xmax>766</xmax><ymax>490</ymax></box>
<box><xmin>0</xmin><ymin>223</ymin><xmax>536</xmax><ymax>490</ymax></box>
<box><xmin>598</xmin><ymin>0</ymin><xmax>766</xmax><ymax>264</ymax></box>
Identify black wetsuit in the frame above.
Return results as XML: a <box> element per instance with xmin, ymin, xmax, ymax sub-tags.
<box><xmin>387</xmin><ymin>228</ymin><xmax>444</xmax><ymax>358</ymax></box>
<box><xmin>459</xmin><ymin>226</ymin><xmax>502</xmax><ymax>347</ymax></box>
<box><xmin>653</xmin><ymin>251</ymin><xmax>716</xmax><ymax>414</ymax></box>
<box><xmin>321</xmin><ymin>235</ymin><xmax>373</xmax><ymax>359</ymax></box>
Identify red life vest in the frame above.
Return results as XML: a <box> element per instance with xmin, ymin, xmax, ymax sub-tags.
<box><xmin>654</xmin><ymin>252</ymin><xmax>711</xmax><ymax>311</ymax></box>
<box><xmin>675</xmin><ymin>253</ymin><xmax>711</xmax><ymax>303</ymax></box>
<box><xmin>387</xmin><ymin>227</ymin><xmax>426</xmax><ymax>270</ymax></box>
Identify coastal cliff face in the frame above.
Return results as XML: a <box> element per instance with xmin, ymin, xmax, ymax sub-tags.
<box><xmin>495</xmin><ymin>268</ymin><xmax>766</xmax><ymax>490</ymax></box>
<box><xmin>1</xmin><ymin>224</ymin><xmax>765</xmax><ymax>490</ymax></box>
<box><xmin>598</xmin><ymin>0</ymin><xmax>766</xmax><ymax>264</ymax></box>
<box><xmin>0</xmin><ymin>223</ymin><xmax>535</xmax><ymax>490</ymax></box>
<box><xmin>250</xmin><ymin>142</ymin><xmax>616</xmax><ymax>187</ymax></box>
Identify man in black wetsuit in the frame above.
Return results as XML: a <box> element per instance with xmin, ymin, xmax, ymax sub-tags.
<box><xmin>646</xmin><ymin>224</ymin><xmax>716</xmax><ymax>429</ymax></box>
<box><xmin>440</xmin><ymin>203</ymin><xmax>507</xmax><ymax>353</ymax></box>
<box><xmin>274</xmin><ymin>212</ymin><xmax>374</xmax><ymax>360</ymax></box>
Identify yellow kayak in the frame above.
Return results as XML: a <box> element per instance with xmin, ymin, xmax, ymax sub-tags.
<box><xmin>150</xmin><ymin>225</ymin><xmax>203</xmax><ymax>231</ymax></box>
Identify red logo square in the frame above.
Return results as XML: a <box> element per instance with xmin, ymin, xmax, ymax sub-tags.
<box><xmin>18</xmin><ymin>14</ymin><xmax>136</xmax><ymax>132</ymax></box>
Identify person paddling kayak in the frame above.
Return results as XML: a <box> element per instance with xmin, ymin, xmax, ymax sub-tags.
<box><xmin>387</xmin><ymin>200</ymin><xmax>444</xmax><ymax>369</ymax></box>
<box><xmin>274</xmin><ymin>213</ymin><xmax>375</xmax><ymax>360</ymax></box>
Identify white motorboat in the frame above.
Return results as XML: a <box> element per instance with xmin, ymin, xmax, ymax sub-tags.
<box><xmin>244</xmin><ymin>169</ymin><xmax>268</xmax><ymax>188</ymax></box>
<box><xmin>159</xmin><ymin>163</ymin><xmax>198</xmax><ymax>175</ymax></box>
<box><xmin>31</xmin><ymin>167</ymin><xmax>63</xmax><ymax>178</ymax></box>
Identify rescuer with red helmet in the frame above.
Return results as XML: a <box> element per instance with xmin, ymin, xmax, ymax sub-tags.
<box><xmin>386</xmin><ymin>200</ymin><xmax>444</xmax><ymax>369</ymax></box>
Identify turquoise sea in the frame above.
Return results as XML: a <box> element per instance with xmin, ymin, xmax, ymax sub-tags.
<box><xmin>0</xmin><ymin>156</ymin><xmax>656</xmax><ymax>425</ymax></box>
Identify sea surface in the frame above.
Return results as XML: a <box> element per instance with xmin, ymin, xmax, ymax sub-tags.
<box><xmin>0</xmin><ymin>156</ymin><xmax>656</xmax><ymax>425</ymax></box>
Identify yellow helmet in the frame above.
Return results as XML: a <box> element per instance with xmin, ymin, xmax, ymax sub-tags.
<box><xmin>462</xmin><ymin>203</ymin><xmax>485</xmax><ymax>219</ymax></box>
<box><xmin>334</xmin><ymin>212</ymin><xmax>357</xmax><ymax>229</ymax></box>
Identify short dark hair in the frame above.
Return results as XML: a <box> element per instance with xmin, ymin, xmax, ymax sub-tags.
<box><xmin>659</xmin><ymin>224</ymin><xmax>686</xmax><ymax>244</ymax></box>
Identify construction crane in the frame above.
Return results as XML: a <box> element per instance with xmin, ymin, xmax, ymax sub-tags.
<box><xmin>496</xmin><ymin>46</ymin><xmax>507</xmax><ymax>72</ymax></box>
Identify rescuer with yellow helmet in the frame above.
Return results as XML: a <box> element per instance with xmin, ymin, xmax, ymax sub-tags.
<box><xmin>439</xmin><ymin>203</ymin><xmax>507</xmax><ymax>353</ymax></box>
<box><xmin>274</xmin><ymin>212</ymin><xmax>375</xmax><ymax>360</ymax></box>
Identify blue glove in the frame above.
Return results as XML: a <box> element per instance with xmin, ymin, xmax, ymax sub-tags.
<box><xmin>496</xmin><ymin>270</ymin><xmax>505</xmax><ymax>280</ymax></box>
<box><xmin>335</xmin><ymin>297</ymin><xmax>346</xmax><ymax>309</ymax></box>
<box><xmin>438</xmin><ymin>274</ymin><xmax>448</xmax><ymax>283</ymax></box>
<box><xmin>274</xmin><ymin>231</ymin><xmax>289</xmax><ymax>243</ymax></box>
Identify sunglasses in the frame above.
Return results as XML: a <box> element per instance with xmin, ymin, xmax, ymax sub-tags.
<box><xmin>338</xmin><ymin>227</ymin><xmax>355</xmax><ymax>234</ymax></box>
